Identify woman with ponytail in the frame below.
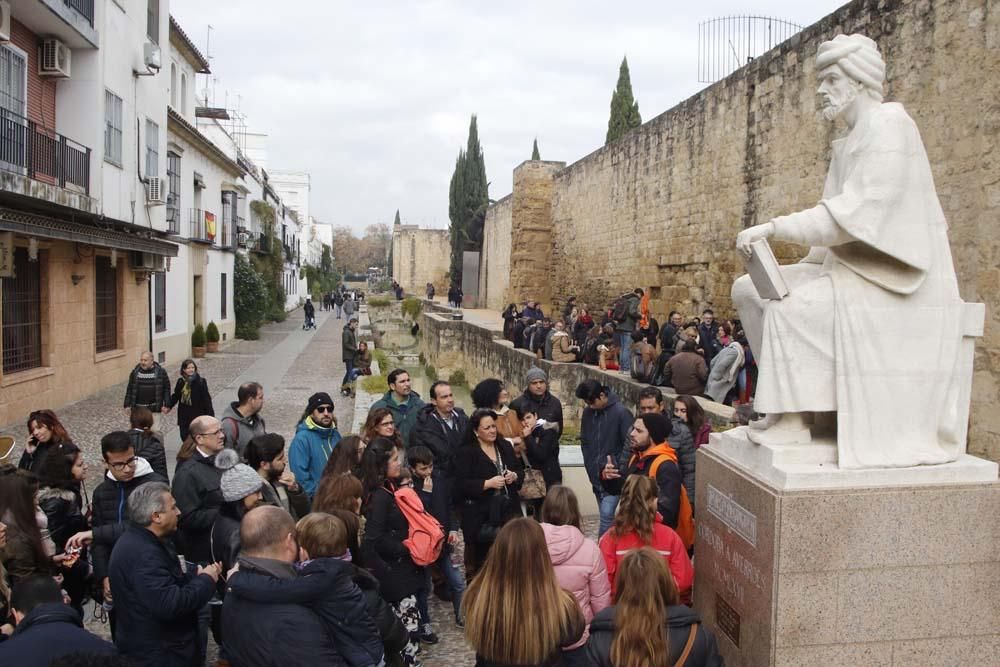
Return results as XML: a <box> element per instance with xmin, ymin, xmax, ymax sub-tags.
<box><xmin>598</xmin><ymin>475</ymin><xmax>693</xmax><ymax>603</ymax></box>
<box><xmin>585</xmin><ymin>547</ymin><xmax>723</xmax><ymax>666</ymax></box>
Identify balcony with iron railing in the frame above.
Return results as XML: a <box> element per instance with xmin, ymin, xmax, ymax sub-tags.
<box><xmin>0</xmin><ymin>107</ymin><xmax>91</xmax><ymax>195</ymax></box>
<box><xmin>189</xmin><ymin>209</ymin><xmax>215</xmax><ymax>244</ymax></box>
<box><xmin>63</xmin><ymin>0</ymin><xmax>95</xmax><ymax>26</ymax></box>
<box><xmin>166</xmin><ymin>198</ymin><xmax>180</xmax><ymax>235</ymax></box>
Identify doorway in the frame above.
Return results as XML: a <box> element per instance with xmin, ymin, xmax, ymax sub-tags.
<box><xmin>193</xmin><ymin>275</ymin><xmax>202</xmax><ymax>327</ymax></box>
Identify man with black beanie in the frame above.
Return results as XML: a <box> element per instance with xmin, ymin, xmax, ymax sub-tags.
<box><xmin>600</xmin><ymin>412</ymin><xmax>694</xmax><ymax>551</ymax></box>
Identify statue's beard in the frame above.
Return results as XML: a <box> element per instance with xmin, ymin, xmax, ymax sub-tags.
<box><xmin>821</xmin><ymin>85</ymin><xmax>859</xmax><ymax>121</ymax></box>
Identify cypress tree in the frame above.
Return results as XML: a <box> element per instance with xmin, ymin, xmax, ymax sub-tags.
<box><xmin>447</xmin><ymin>115</ymin><xmax>489</xmax><ymax>285</ymax></box>
<box><xmin>531</xmin><ymin>138</ymin><xmax>541</xmax><ymax>160</ymax></box>
<box><xmin>393</xmin><ymin>209</ymin><xmax>401</xmax><ymax>226</ymax></box>
<box><xmin>606</xmin><ymin>57</ymin><xmax>642</xmax><ymax>145</ymax></box>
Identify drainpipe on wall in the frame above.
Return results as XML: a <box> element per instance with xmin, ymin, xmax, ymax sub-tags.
<box><xmin>148</xmin><ymin>275</ymin><xmax>154</xmax><ymax>356</ymax></box>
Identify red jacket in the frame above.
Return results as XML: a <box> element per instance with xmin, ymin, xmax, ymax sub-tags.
<box><xmin>598</xmin><ymin>518</ymin><xmax>694</xmax><ymax>604</ymax></box>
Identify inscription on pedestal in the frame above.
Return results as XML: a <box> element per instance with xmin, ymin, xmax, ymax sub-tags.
<box><xmin>707</xmin><ymin>483</ymin><xmax>758</xmax><ymax>547</ymax></box>
<box><xmin>715</xmin><ymin>594</ymin><xmax>742</xmax><ymax>647</ymax></box>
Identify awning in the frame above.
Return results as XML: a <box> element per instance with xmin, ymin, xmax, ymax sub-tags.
<box><xmin>0</xmin><ymin>207</ymin><xmax>179</xmax><ymax>257</ymax></box>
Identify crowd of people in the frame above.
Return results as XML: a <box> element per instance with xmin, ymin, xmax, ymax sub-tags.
<box><xmin>1</xmin><ymin>339</ymin><xmax>725</xmax><ymax>665</ymax></box>
<box><xmin>502</xmin><ymin>293</ymin><xmax>754</xmax><ymax>407</ymax></box>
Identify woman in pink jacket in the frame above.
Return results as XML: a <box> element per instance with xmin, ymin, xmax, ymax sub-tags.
<box><xmin>540</xmin><ymin>486</ymin><xmax>612</xmax><ymax>653</ymax></box>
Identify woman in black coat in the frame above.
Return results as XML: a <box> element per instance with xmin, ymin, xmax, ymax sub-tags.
<box><xmin>168</xmin><ymin>359</ymin><xmax>214</xmax><ymax>442</ymax></box>
<box><xmin>35</xmin><ymin>443</ymin><xmax>89</xmax><ymax>611</ymax></box>
<box><xmin>361</xmin><ymin>437</ymin><xmax>424</xmax><ymax>667</ymax></box>
<box><xmin>453</xmin><ymin>410</ymin><xmax>523</xmax><ymax>580</ymax></box>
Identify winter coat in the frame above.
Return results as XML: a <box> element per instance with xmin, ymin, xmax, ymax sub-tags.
<box><xmin>123</xmin><ymin>361</ymin><xmax>171</xmax><ymax>411</ymax></box>
<box><xmin>37</xmin><ymin>486</ymin><xmax>86</xmax><ymax>552</ymax></box>
<box><xmin>352</xmin><ymin>564</ymin><xmax>409</xmax><ymax>665</ymax></box>
<box><xmin>168</xmin><ymin>374</ymin><xmax>214</xmax><ymax>440</ymax></box>
<box><xmin>510</xmin><ymin>388</ymin><xmax>564</xmax><ymax>436</ymax></box>
<box><xmin>414</xmin><ymin>468</ymin><xmax>453</xmax><ymax>532</ymax></box>
<box><xmin>220</xmin><ymin>402</ymin><xmax>267</xmax><ymax>458</ymax></box>
<box><xmin>408</xmin><ymin>405</ymin><xmax>469</xmax><ymax>478</ymax></box>
<box><xmin>493</xmin><ymin>406</ymin><xmax>523</xmax><ymax>445</ymax></box>
<box><xmin>523</xmin><ymin>421</ymin><xmax>562</xmax><ymax>489</ymax></box>
<box><xmin>108</xmin><ymin>525</ymin><xmax>216</xmax><ymax>667</ymax></box>
<box><xmin>544</xmin><ymin>328</ymin><xmax>557</xmax><ymax>360</ymax></box>
<box><xmin>664</xmin><ymin>351</ymin><xmax>709</xmax><ymax>396</ymax></box>
<box><xmin>705</xmin><ymin>341</ymin><xmax>745</xmax><ymax>404</ymax></box>
<box><xmin>343</xmin><ymin>324</ymin><xmax>359</xmax><ymax>363</ymax></box>
<box><xmin>614</xmin><ymin>293</ymin><xmax>641</xmax><ymax>333</ymax></box>
<box><xmin>362</xmin><ymin>484</ymin><xmax>425</xmax><ymax>602</ymax></box>
<box><xmin>128</xmin><ymin>428</ymin><xmax>170</xmax><ymax>481</ymax></box>
<box><xmin>694</xmin><ymin>421</ymin><xmax>712</xmax><ymax>448</ymax></box>
<box><xmin>17</xmin><ymin>438</ymin><xmax>71</xmax><ymax>475</ymax></box>
<box><xmin>172</xmin><ymin>449</ymin><xmax>224</xmax><ymax>564</ymax></box>
<box><xmin>222</xmin><ymin>556</ymin><xmax>349</xmax><ymax>667</ymax></box>
<box><xmin>289</xmin><ymin>416</ymin><xmax>343</xmax><ymax>498</ymax></box>
<box><xmin>228</xmin><ymin>557</ymin><xmax>382</xmax><ymax>667</ymax></box>
<box><xmin>601</xmin><ymin>442</ymin><xmax>695</xmax><ymax>549</ymax></box>
<box><xmin>551</xmin><ymin>331</ymin><xmax>579</xmax><ymax>363</ymax></box>
<box><xmin>668</xmin><ymin>420</ymin><xmax>698</xmax><ymax>514</ymax></box>
<box><xmin>659</xmin><ymin>322</ymin><xmax>681</xmax><ymax>354</ymax></box>
<box><xmin>344</xmin><ymin>298</ymin><xmax>356</xmax><ymax>316</ymax></box>
<box><xmin>260</xmin><ymin>478</ymin><xmax>311</xmax><ymax>520</ymax></box>
<box><xmin>522</xmin><ymin>305</ymin><xmax>544</xmax><ymax>321</ymax></box>
<box><xmin>540</xmin><ymin>523</ymin><xmax>611</xmax><ymax>644</ymax></box>
<box><xmin>586</xmin><ymin>604</ymin><xmax>724</xmax><ymax>667</ymax></box>
<box><xmin>573</xmin><ymin>315</ymin><xmax>594</xmax><ymax>347</ymax></box>
<box><xmin>454</xmin><ymin>440</ymin><xmax>524</xmax><ymax>548</ymax></box>
<box><xmin>0</xmin><ymin>603</ymin><xmax>116</xmax><ymax>664</ymax></box>
<box><xmin>369</xmin><ymin>390</ymin><xmax>425</xmax><ymax>443</ymax></box>
<box><xmin>598</xmin><ymin>518</ymin><xmax>694</xmax><ymax>601</ymax></box>
<box><xmin>305</xmin><ymin>300</ymin><xmax>315</xmax><ymax>317</ymax></box>
<box><xmin>579</xmin><ymin>391</ymin><xmax>633</xmax><ymax>495</ymax></box>
<box><xmin>698</xmin><ymin>320</ymin><xmax>721</xmax><ymax>365</ymax></box>
<box><xmin>0</xmin><ymin>521</ymin><xmax>53</xmax><ymax>583</ymax></box>
<box><xmin>210</xmin><ymin>510</ymin><xmax>242</xmax><ymax>573</ymax></box>
<box><xmin>90</xmin><ymin>460</ymin><xmax>166</xmax><ymax>581</ymax></box>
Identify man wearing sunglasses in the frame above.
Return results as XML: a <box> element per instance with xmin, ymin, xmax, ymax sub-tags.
<box><xmin>64</xmin><ymin>431</ymin><xmax>167</xmax><ymax>639</ymax></box>
<box><xmin>289</xmin><ymin>392</ymin><xmax>342</xmax><ymax>500</ymax></box>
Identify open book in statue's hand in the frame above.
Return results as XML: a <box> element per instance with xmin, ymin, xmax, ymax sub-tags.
<box><xmin>744</xmin><ymin>239</ymin><xmax>789</xmax><ymax>300</ymax></box>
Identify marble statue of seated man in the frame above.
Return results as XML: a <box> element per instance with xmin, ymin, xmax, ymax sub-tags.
<box><xmin>730</xmin><ymin>34</ymin><xmax>971</xmax><ymax>469</ymax></box>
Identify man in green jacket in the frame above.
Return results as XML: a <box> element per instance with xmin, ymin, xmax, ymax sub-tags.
<box><xmin>369</xmin><ymin>368</ymin><xmax>425</xmax><ymax>443</ymax></box>
<box><xmin>341</xmin><ymin>317</ymin><xmax>359</xmax><ymax>396</ymax></box>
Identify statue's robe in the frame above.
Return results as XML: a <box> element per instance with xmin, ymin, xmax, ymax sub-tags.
<box><xmin>733</xmin><ymin>103</ymin><xmax>965</xmax><ymax>468</ymax></box>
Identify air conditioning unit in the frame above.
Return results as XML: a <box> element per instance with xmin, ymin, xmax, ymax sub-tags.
<box><xmin>129</xmin><ymin>251</ymin><xmax>166</xmax><ymax>272</ymax></box>
<box><xmin>145</xmin><ymin>177</ymin><xmax>166</xmax><ymax>205</ymax></box>
<box><xmin>39</xmin><ymin>39</ymin><xmax>71</xmax><ymax>78</ymax></box>
<box><xmin>0</xmin><ymin>1</ymin><xmax>12</xmax><ymax>43</ymax></box>
<box><xmin>143</xmin><ymin>43</ymin><xmax>161</xmax><ymax>70</ymax></box>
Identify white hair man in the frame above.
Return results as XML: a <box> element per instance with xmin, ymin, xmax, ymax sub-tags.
<box><xmin>731</xmin><ymin>34</ymin><xmax>965</xmax><ymax>468</ymax></box>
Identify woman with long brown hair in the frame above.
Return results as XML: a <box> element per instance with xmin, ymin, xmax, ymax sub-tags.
<box><xmin>585</xmin><ymin>547</ymin><xmax>723</xmax><ymax>666</ymax></box>
<box><xmin>313</xmin><ymin>472</ymin><xmax>364</xmax><ymax>515</ymax></box>
<box><xmin>129</xmin><ymin>406</ymin><xmax>170</xmax><ymax>481</ymax></box>
<box><xmin>598</xmin><ymin>475</ymin><xmax>693</xmax><ymax>603</ymax></box>
<box><xmin>0</xmin><ymin>465</ymin><xmax>54</xmax><ymax>584</ymax></box>
<box><xmin>463</xmin><ymin>517</ymin><xmax>585</xmax><ymax>666</ymax></box>
<box><xmin>18</xmin><ymin>410</ymin><xmax>73</xmax><ymax>474</ymax></box>
<box><xmin>322</xmin><ymin>434</ymin><xmax>365</xmax><ymax>478</ymax></box>
<box><xmin>674</xmin><ymin>395</ymin><xmax>711</xmax><ymax>448</ymax></box>
<box><xmin>362</xmin><ymin>408</ymin><xmax>404</xmax><ymax>451</ymax></box>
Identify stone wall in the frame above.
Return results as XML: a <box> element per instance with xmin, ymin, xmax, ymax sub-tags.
<box><xmin>492</xmin><ymin>0</ymin><xmax>1000</xmax><ymax>460</ymax></box>
<box><xmin>391</xmin><ymin>226</ymin><xmax>451</xmax><ymax>295</ymax></box>
<box><xmin>479</xmin><ymin>193</ymin><xmax>512</xmax><ymax>311</ymax></box>
<box><xmin>507</xmin><ymin>161</ymin><xmax>566</xmax><ymax>314</ymax></box>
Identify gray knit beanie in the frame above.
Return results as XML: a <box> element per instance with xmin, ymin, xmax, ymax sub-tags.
<box><xmin>215</xmin><ymin>449</ymin><xmax>263</xmax><ymax>502</ymax></box>
<box><xmin>526</xmin><ymin>366</ymin><xmax>547</xmax><ymax>385</ymax></box>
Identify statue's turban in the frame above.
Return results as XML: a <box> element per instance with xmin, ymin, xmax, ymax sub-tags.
<box><xmin>816</xmin><ymin>34</ymin><xmax>885</xmax><ymax>95</ymax></box>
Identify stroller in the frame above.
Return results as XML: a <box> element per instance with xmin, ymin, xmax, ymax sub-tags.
<box><xmin>303</xmin><ymin>314</ymin><xmax>317</xmax><ymax>331</ymax></box>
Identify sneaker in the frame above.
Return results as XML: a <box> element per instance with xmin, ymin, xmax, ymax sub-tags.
<box><xmin>418</xmin><ymin>626</ymin><xmax>439</xmax><ymax>644</ymax></box>
<box><xmin>455</xmin><ymin>616</ymin><xmax>465</xmax><ymax>629</ymax></box>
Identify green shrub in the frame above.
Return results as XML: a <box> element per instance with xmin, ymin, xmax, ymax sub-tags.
<box><xmin>425</xmin><ymin>365</ymin><xmax>438</xmax><ymax>381</ymax></box>
<box><xmin>401</xmin><ymin>297</ymin><xmax>422</xmax><ymax>321</ymax></box>
<box><xmin>559</xmin><ymin>422</ymin><xmax>581</xmax><ymax>447</ymax></box>
<box><xmin>447</xmin><ymin>369</ymin><xmax>467</xmax><ymax>386</ymax></box>
<box><xmin>372</xmin><ymin>348</ymin><xmax>390</xmax><ymax>374</ymax></box>
<box><xmin>361</xmin><ymin>374</ymin><xmax>389</xmax><ymax>394</ymax></box>
<box><xmin>205</xmin><ymin>321</ymin><xmax>220</xmax><ymax>343</ymax></box>
<box><xmin>191</xmin><ymin>324</ymin><xmax>206</xmax><ymax>347</ymax></box>
<box><xmin>234</xmin><ymin>253</ymin><xmax>267</xmax><ymax>340</ymax></box>
<box><xmin>367</xmin><ymin>297</ymin><xmax>391</xmax><ymax>308</ymax></box>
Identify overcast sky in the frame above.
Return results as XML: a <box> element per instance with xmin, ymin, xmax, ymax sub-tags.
<box><xmin>169</xmin><ymin>1</ymin><xmax>848</xmax><ymax>235</ymax></box>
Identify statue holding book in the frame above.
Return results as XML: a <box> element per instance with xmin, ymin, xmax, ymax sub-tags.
<box><xmin>731</xmin><ymin>34</ymin><xmax>981</xmax><ymax>469</ymax></box>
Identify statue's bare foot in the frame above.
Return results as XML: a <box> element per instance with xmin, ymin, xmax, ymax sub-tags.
<box><xmin>747</xmin><ymin>413</ymin><xmax>812</xmax><ymax>445</ymax></box>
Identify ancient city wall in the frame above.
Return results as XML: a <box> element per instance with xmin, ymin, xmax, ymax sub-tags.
<box><xmin>391</xmin><ymin>226</ymin><xmax>451</xmax><ymax>296</ymax></box>
<box><xmin>479</xmin><ymin>194</ymin><xmax>512</xmax><ymax>311</ymax></box>
<box><xmin>494</xmin><ymin>0</ymin><xmax>1000</xmax><ymax>460</ymax></box>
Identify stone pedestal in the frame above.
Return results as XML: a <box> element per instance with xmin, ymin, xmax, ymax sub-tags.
<box><xmin>694</xmin><ymin>428</ymin><xmax>1000</xmax><ymax>667</ymax></box>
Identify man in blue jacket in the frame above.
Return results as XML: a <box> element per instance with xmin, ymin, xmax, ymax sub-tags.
<box><xmin>0</xmin><ymin>576</ymin><xmax>116</xmax><ymax>664</ymax></box>
<box><xmin>108</xmin><ymin>482</ymin><xmax>221</xmax><ymax>667</ymax></box>
<box><xmin>575</xmin><ymin>379</ymin><xmax>634</xmax><ymax>536</ymax></box>
<box><xmin>289</xmin><ymin>392</ymin><xmax>343</xmax><ymax>498</ymax></box>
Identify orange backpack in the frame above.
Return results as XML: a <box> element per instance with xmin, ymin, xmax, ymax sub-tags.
<box><xmin>649</xmin><ymin>454</ymin><xmax>696</xmax><ymax>551</ymax></box>
<box><xmin>392</xmin><ymin>487</ymin><xmax>445</xmax><ymax>566</ymax></box>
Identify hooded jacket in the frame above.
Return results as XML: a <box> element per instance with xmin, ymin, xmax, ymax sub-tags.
<box><xmin>541</xmin><ymin>523</ymin><xmax>611</xmax><ymax>645</ymax></box>
<box><xmin>289</xmin><ymin>415</ymin><xmax>343</xmax><ymax>498</ymax></box>
<box><xmin>90</xmin><ymin>458</ymin><xmax>167</xmax><ymax>581</ymax></box>
<box><xmin>585</xmin><ymin>604</ymin><xmax>724</xmax><ymax>667</ymax></box>
<box><xmin>510</xmin><ymin>388</ymin><xmax>564</xmax><ymax>436</ymax></box>
<box><xmin>127</xmin><ymin>428</ymin><xmax>170</xmax><ymax>481</ymax></box>
<box><xmin>172</xmin><ymin>449</ymin><xmax>224</xmax><ymax>564</ymax></box>
<box><xmin>343</xmin><ymin>323</ymin><xmax>359</xmax><ymax>363</ymax></box>
<box><xmin>551</xmin><ymin>330</ymin><xmax>578</xmax><ymax>362</ymax></box>
<box><xmin>524</xmin><ymin>419</ymin><xmax>562</xmax><ymax>488</ymax></box>
<box><xmin>37</xmin><ymin>486</ymin><xmax>86</xmax><ymax>552</ymax></box>
<box><xmin>0</xmin><ymin>603</ymin><xmax>116</xmax><ymax>664</ymax></box>
<box><xmin>408</xmin><ymin>404</ymin><xmax>469</xmax><ymax>477</ymax></box>
<box><xmin>667</xmin><ymin>419</ymin><xmax>698</xmax><ymax>514</ymax></box>
<box><xmin>598</xmin><ymin>516</ymin><xmax>694</xmax><ymax>602</ymax></box>
<box><xmin>579</xmin><ymin>391</ymin><xmax>633</xmax><ymax>495</ymax></box>
<box><xmin>220</xmin><ymin>401</ymin><xmax>267</xmax><ymax>458</ymax></box>
<box><xmin>369</xmin><ymin>389</ymin><xmax>425</xmax><ymax>443</ymax></box>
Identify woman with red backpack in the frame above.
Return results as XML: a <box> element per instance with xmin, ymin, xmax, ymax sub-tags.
<box><xmin>360</xmin><ymin>438</ymin><xmax>426</xmax><ymax>666</ymax></box>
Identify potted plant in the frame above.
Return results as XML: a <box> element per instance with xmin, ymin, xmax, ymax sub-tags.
<box><xmin>205</xmin><ymin>321</ymin><xmax>220</xmax><ymax>353</ymax></box>
<box><xmin>192</xmin><ymin>324</ymin><xmax>207</xmax><ymax>358</ymax></box>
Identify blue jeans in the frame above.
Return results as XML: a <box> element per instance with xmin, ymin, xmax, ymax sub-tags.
<box><xmin>335</xmin><ymin>304</ymin><xmax>342</xmax><ymax>318</ymax></box>
<box><xmin>597</xmin><ymin>494</ymin><xmax>620</xmax><ymax>537</ymax></box>
<box><xmin>342</xmin><ymin>358</ymin><xmax>355</xmax><ymax>388</ymax></box>
<box><xmin>618</xmin><ymin>332</ymin><xmax>632</xmax><ymax>371</ymax></box>
<box><xmin>416</xmin><ymin>546</ymin><xmax>466</xmax><ymax>625</ymax></box>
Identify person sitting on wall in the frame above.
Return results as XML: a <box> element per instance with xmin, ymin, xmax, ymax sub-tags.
<box><xmin>629</xmin><ymin>331</ymin><xmax>658</xmax><ymax>384</ymax></box>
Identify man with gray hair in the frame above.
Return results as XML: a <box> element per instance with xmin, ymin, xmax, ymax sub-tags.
<box><xmin>108</xmin><ymin>482</ymin><xmax>221</xmax><ymax>666</ymax></box>
<box><xmin>732</xmin><ymin>34</ymin><xmax>966</xmax><ymax>467</ymax></box>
